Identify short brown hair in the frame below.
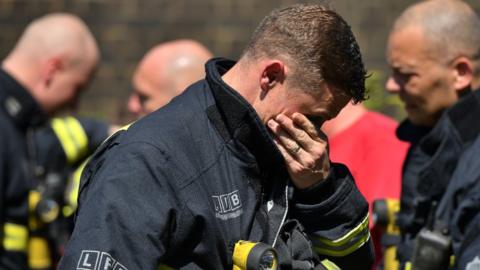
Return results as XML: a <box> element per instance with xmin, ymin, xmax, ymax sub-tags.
<box><xmin>243</xmin><ymin>4</ymin><xmax>367</xmax><ymax>103</ymax></box>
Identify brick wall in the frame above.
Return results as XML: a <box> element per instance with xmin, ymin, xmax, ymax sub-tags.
<box><xmin>1</xmin><ymin>0</ymin><xmax>479</xmax><ymax>122</ymax></box>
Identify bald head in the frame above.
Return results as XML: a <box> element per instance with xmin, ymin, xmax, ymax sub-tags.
<box><xmin>14</xmin><ymin>13</ymin><xmax>98</xmax><ymax>68</ymax></box>
<box><xmin>2</xmin><ymin>13</ymin><xmax>99</xmax><ymax>115</ymax></box>
<box><xmin>129</xmin><ymin>39</ymin><xmax>212</xmax><ymax>118</ymax></box>
<box><xmin>393</xmin><ymin>0</ymin><xmax>480</xmax><ymax>67</ymax></box>
<box><xmin>386</xmin><ymin>0</ymin><xmax>480</xmax><ymax>127</ymax></box>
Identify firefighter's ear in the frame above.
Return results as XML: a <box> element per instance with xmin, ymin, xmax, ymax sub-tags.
<box><xmin>260</xmin><ymin>61</ymin><xmax>286</xmax><ymax>92</ymax></box>
<box><xmin>451</xmin><ymin>56</ymin><xmax>474</xmax><ymax>93</ymax></box>
<box><xmin>42</xmin><ymin>56</ymin><xmax>64</xmax><ymax>87</ymax></box>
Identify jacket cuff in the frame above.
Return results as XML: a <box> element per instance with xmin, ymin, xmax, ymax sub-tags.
<box><xmin>292</xmin><ymin>163</ymin><xmax>369</xmax><ymax>230</ymax></box>
<box><xmin>293</xmin><ymin>165</ymin><xmax>338</xmax><ymax>205</ymax></box>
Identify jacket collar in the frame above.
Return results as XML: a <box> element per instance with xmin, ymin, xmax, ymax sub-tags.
<box><xmin>396</xmin><ymin>120</ymin><xmax>431</xmax><ymax>145</ymax></box>
<box><xmin>397</xmin><ymin>89</ymin><xmax>480</xmax><ymax>146</ymax></box>
<box><xmin>446</xmin><ymin>89</ymin><xmax>480</xmax><ymax>143</ymax></box>
<box><xmin>205</xmin><ymin>58</ymin><xmax>288</xmax><ymax>180</ymax></box>
<box><xmin>0</xmin><ymin>68</ymin><xmax>47</xmax><ymax>132</ymax></box>
<box><xmin>398</xmin><ymin>90</ymin><xmax>480</xmax><ymax>199</ymax></box>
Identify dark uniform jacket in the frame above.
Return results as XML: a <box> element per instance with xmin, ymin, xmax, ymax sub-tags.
<box><xmin>0</xmin><ymin>69</ymin><xmax>47</xmax><ymax>269</ymax></box>
<box><xmin>395</xmin><ymin>89</ymin><xmax>480</xmax><ymax>269</ymax></box>
<box><xmin>59</xmin><ymin>58</ymin><xmax>373</xmax><ymax>270</ymax></box>
<box><xmin>29</xmin><ymin>117</ymin><xmax>110</xmax><ymax>269</ymax></box>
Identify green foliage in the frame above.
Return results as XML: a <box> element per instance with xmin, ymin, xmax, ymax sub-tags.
<box><xmin>363</xmin><ymin>70</ymin><xmax>406</xmax><ymax>121</ymax></box>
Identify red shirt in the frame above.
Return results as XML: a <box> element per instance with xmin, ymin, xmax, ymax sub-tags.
<box><xmin>328</xmin><ymin>111</ymin><xmax>409</xmax><ymax>267</ymax></box>
<box><xmin>329</xmin><ymin>111</ymin><xmax>408</xmax><ymax>206</ymax></box>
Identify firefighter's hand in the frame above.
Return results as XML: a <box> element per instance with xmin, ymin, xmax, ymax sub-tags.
<box><xmin>268</xmin><ymin>113</ymin><xmax>330</xmax><ymax>189</ymax></box>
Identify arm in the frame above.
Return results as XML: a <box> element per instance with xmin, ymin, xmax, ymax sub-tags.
<box><xmin>59</xmin><ymin>138</ymin><xmax>182</xmax><ymax>270</ymax></box>
<box><xmin>35</xmin><ymin>116</ymin><xmax>111</xmax><ymax>171</ymax></box>
<box><xmin>76</xmin><ymin>116</ymin><xmax>112</xmax><ymax>151</ymax></box>
<box><xmin>291</xmin><ymin>163</ymin><xmax>374</xmax><ymax>269</ymax></box>
<box><xmin>268</xmin><ymin>113</ymin><xmax>374</xmax><ymax>269</ymax></box>
<box><xmin>456</xmin><ymin>214</ymin><xmax>480</xmax><ymax>270</ymax></box>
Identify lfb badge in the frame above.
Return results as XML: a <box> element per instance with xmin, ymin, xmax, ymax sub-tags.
<box><xmin>77</xmin><ymin>250</ymin><xmax>128</xmax><ymax>270</ymax></box>
<box><xmin>466</xmin><ymin>256</ymin><xmax>480</xmax><ymax>270</ymax></box>
<box><xmin>212</xmin><ymin>190</ymin><xmax>243</xmax><ymax>220</ymax></box>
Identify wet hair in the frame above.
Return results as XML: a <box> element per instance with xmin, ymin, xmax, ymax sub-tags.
<box><xmin>243</xmin><ymin>4</ymin><xmax>367</xmax><ymax>103</ymax></box>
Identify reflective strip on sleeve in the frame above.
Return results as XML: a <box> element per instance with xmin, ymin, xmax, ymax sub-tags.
<box><xmin>450</xmin><ymin>255</ymin><xmax>455</xmax><ymax>267</ymax></box>
<box><xmin>157</xmin><ymin>264</ymin><xmax>174</xmax><ymax>270</ymax></box>
<box><xmin>62</xmin><ymin>123</ymin><xmax>132</xmax><ymax>217</ymax></box>
<box><xmin>321</xmin><ymin>259</ymin><xmax>341</xmax><ymax>270</ymax></box>
<box><xmin>313</xmin><ymin>214</ymin><xmax>370</xmax><ymax>257</ymax></box>
<box><xmin>51</xmin><ymin>116</ymin><xmax>88</xmax><ymax>165</ymax></box>
<box><xmin>63</xmin><ymin>161</ymin><xmax>87</xmax><ymax>217</ymax></box>
<box><xmin>404</xmin><ymin>262</ymin><xmax>412</xmax><ymax>270</ymax></box>
<box><xmin>2</xmin><ymin>223</ymin><xmax>28</xmax><ymax>252</ymax></box>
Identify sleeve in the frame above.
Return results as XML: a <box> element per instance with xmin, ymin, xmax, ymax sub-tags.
<box><xmin>443</xmin><ymin>139</ymin><xmax>480</xmax><ymax>269</ymax></box>
<box><xmin>0</xmin><ymin>139</ymin><xmax>6</xmax><ymax>240</ymax></box>
<box><xmin>76</xmin><ymin>117</ymin><xmax>110</xmax><ymax>152</ymax></box>
<box><xmin>456</xmin><ymin>214</ymin><xmax>480</xmax><ymax>270</ymax></box>
<box><xmin>0</xmin><ymin>136</ymin><xmax>29</xmax><ymax>269</ymax></box>
<box><xmin>451</xmin><ymin>179</ymin><xmax>480</xmax><ymax>269</ymax></box>
<box><xmin>291</xmin><ymin>163</ymin><xmax>374</xmax><ymax>269</ymax></box>
<box><xmin>43</xmin><ymin>116</ymin><xmax>110</xmax><ymax>168</ymax></box>
<box><xmin>58</xmin><ymin>141</ymin><xmax>184</xmax><ymax>270</ymax></box>
<box><xmin>33</xmin><ymin>125</ymin><xmax>66</xmax><ymax>172</ymax></box>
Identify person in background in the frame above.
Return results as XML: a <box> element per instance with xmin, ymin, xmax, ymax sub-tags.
<box><xmin>59</xmin><ymin>4</ymin><xmax>374</xmax><ymax>270</ymax></box>
<box><xmin>385</xmin><ymin>0</ymin><xmax>480</xmax><ymax>268</ymax></box>
<box><xmin>127</xmin><ymin>39</ymin><xmax>213</xmax><ymax>118</ymax></box>
<box><xmin>0</xmin><ymin>13</ymin><xmax>99</xmax><ymax>269</ymax></box>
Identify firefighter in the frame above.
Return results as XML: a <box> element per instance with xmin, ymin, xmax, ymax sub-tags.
<box><xmin>384</xmin><ymin>0</ymin><xmax>480</xmax><ymax>268</ymax></box>
<box><xmin>59</xmin><ymin>4</ymin><xmax>374</xmax><ymax>270</ymax></box>
<box><xmin>0</xmin><ymin>13</ymin><xmax>99</xmax><ymax>269</ymax></box>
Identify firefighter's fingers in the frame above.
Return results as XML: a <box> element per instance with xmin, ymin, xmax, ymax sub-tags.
<box><xmin>274</xmin><ymin>114</ymin><xmax>314</xmax><ymax>151</ymax></box>
<box><xmin>268</xmin><ymin>119</ymin><xmax>302</xmax><ymax>155</ymax></box>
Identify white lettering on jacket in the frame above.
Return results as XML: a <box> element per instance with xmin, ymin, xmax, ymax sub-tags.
<box><xmin>77</xmin><ymin>250</ymin><xmax>127</xmax><ymax>270</ymax></box>
<box><xmin>212</xmin><ymin>190</ymin><xmax>243</xmax><ymax>220</ymax></box>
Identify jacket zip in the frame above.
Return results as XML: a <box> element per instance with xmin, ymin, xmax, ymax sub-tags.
<box><xmin>272</xmin><ymin>185</ymin><xmax>289</xmax><ymax>247</ymax></box>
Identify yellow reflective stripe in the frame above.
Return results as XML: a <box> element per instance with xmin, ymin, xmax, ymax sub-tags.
<box><xmin>157</xmin><ymin>264</ymin><xmax>174</xmax><ymax>270</ymax></box>
<box><xmin>65</xmin><ymin>116</ymin><xmax>88</xmax><ymax>161</ymax></box>
<box><xmin>450</xmin><ymin>255</ymin><xmax>455</xmax><ymax>267</ymax></box>
<box><xmin>65</xmin><ymin>160</ymin><xmax>87</xmax><ymax>211</ymax></box>
<box><xmin>28</xmin><ymin>236</ymin><xmax>52</xmax><ymax>268</ymax></box>
<box><xmin>313</xmin><ymin>214</ymin><xmax>370</xmax><ymax>256</ymax></box>
<box><xmin>321</xmin><ymin>259</ymin><xmax>341</xmax><ymax>270</ymax></box>
<box><xmin>317</xmin><ymin>214</ymin><xmax>369</xmax><ymax>247</ymax></box>
<box><xmin>314</xmin><ymin>231</ymin><xmax>370</xmax><ymax>257</ymax></box>
<box><xmin>120</xmin><ymin>123</ymin><xmax>132</xmax><ymax>131</ymax></box>
<box><xmin>51</xmin><ymin>117</ymin><xmax>88</xmax><ymax>165</ymax></box>
<box><xmin>61</xmin><ymin>122</ymin><xmax>133</xmax><ymax>218</ymax></box>
<box><xmin>51</xmin><ymin>118</ymin><xmax>76</xmax><ymax>163</ymax></box>
<box><xmin>3</xmin><ymin>223</ymin><xmax>28</xmax><ymax>252</ymax></box>
<box><xmin>62</xmin><ymin>123</ymin><xmax>132</xmax><ymax>217</ymax></box>
<box><xmin>405</xmin><ymin>262</ymin><xmax>412</xmax><ymax>270</ymax></box>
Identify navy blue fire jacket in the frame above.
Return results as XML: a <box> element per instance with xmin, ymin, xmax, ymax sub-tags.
<box><xmin>59</xmin><ymin>58</ymin><xmax>373</xmax><ymax>270</ymax></box>
<box><xmin>0</xmin><ymin>68</ymin><xmax>47</xmax><ymax>269</ymax></box>
<box><xmin>395</xmin><ymin>89</ymin><xmax>480</xmax><ymax>269</ymax></box>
